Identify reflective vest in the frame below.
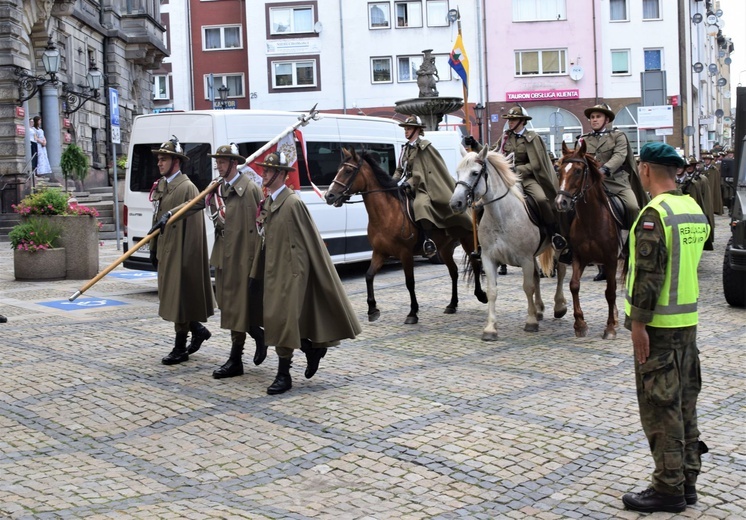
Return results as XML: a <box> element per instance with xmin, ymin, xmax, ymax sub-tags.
<box><xmin>625</xmin><ymin>193</ymin><xmax>710</xmax><ymax>328</ymax></box>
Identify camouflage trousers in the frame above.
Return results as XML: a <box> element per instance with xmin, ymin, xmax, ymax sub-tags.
<box><xmin>634</xmin><ymin>325</ymin><xmax>704</xmax><ymax>495</ymax></box>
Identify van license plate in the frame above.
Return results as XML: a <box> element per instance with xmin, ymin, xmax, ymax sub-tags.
<box><xmin>136</xmin><ymin>240</ymin><xmax>150</xmax><ymax>253</ymax></box>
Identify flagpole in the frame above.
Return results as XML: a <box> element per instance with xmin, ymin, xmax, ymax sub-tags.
<box><xmin>457</xmin><ymin>10</ymin><xmax>471</xmax><ymax>137</ymax></box>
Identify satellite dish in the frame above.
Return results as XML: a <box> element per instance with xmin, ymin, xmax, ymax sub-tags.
<box><xmin>725</xmin><ymin>57</ymin><xmax>732</xmax><ymax>65</ymax></box>
<box><xmin>693</xmin><ymin>62</ymin><xmax>704</xmax><ymax>73</ymax></box>
<box><xmin>314</xmin><ymin>21</ymin><xmax>323</xmax><ymax>33</ymax></box>
<box><xmin>715</xmin><ymin>109</ymin><xmax>725</xmax><ymax>118</ymax></box>
<box><xmin>706</xmin><ymin>13</ymin><xmax>718</xmax><ymax>25</ymax></box>
<box><xmin>716</xmin><ymin>8</ymin><xmax>723</xmax><ymax>17</ymax></box>
<box><xmin>717</xmin><ymin>77</ymin><xmax>727</xmax><ymax>87</ymax></box>
<box><xmin>692</xmin><ymin>13</ymin><xmax>703</xmax><ymax>24</ymax></box>
<box><xmin>447</xmin><ymin>9</ymin><xmax>459</xmax><ymax>22</ymax></box>
<box><xmin>723</xmin><ymin>90</ymin><xmax>731</xmax><ymax>99</ymax></box>
<box><xmin>684</xmin><ymin>126</ymin><xmax>696</xmax><ymax>137</ymax></box>
<box><xmin>719</xmin><ymin>50</ymin><xmax>726</xmax><ymax>58</ymax></box>
<box><xmin>717</xmin><ymin>18</ymin><xmax>725</xmax><ymax>29</ymax></box>
<box><xmin>708</xmin><ymin>63</ymin><xmax>718</xmax><ymax>74</ymax></box>
<box><xmin>569</xmin><ymin>65</ymin><xmax>584</xmax><ymax>81</ymax></box>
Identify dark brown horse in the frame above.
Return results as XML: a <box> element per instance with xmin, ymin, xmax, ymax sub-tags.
<box><xmin>324</xmin><ymin>148</ymin><xmax>486</xmax><ymax>324</ymax></box>
<box><xmin>555</xmin><ymin>141</ymin><xmax>621</xmax><ymax>339</ymax></box>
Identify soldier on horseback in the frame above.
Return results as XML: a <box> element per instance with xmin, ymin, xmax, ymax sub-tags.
<box><xmin>393</xmin><ymin>115</ymin><xmax>472</xmax><ymax>258</ymax></box>
<box><xmin>578</xmin><ymin>103</ymin><xmax>648</xmax><ymax>279</ymax></box>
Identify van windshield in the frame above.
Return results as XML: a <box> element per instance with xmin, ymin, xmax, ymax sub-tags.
<box><xmin>129</xmin><ymin>143</ymin><xmax>213</xmax><ymax>192</ymax></box>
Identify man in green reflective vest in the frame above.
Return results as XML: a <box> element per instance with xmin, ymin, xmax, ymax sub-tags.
<box><xmin>622</xmin><ymin>142</ymin><xmax>711</xmax><ymax>514</ymax></box>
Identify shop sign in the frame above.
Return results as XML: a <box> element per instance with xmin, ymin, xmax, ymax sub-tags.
<box><xmin>505</xmin><ymin>89</ymin><xmax>579</xmax><ymax>102</ymax></box>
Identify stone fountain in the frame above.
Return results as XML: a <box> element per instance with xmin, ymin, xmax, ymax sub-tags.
<box><xmin>394</xmin><ymin>49</ymin><xmax>464</xmax><ymax>131</ymax></box>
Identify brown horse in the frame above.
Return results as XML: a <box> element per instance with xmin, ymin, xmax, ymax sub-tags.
<box><xmin>324</xmin><ymin>148</ymin><xmax>486</xmax><ymax>324</ymax></box>
<box><xmin>555</xmin><ymin>141</ymin><xmax>621</xmax><ymax>339</ymax></box>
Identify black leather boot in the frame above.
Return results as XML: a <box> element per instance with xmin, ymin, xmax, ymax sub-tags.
<box><xmin>162</xmin><ymin>331</ymin><xmax>189</xmax><ymax>365</ymax></box>
<box><xmin>301</xmin><ymin>339</ymin><xmax>327</xmax><ymax>379</ymax></box>
<box><xmin>622</xmin><ymin>488</ymin><xmax>686</xmax><ymax>513</ymax></box>
<box><xmin>0</xmin><ymin>315</ymin><xmax>7</xmax><ymax>323</ymax></box>
<box><xmin>187</xmin><ymin>321</ymin><xmax>211</xmax><ymax>354</ymax></box>
<box><xmin>250</xmin><ymin>325</ymin><xmax>267</xmax><ymax>366</ymax></box>
<box><xmin>267</xmin><ymin>357</ymin><xmax>292</xmax><ymax>395</ymax></box>
<box><xmin>212</xmin><ymin>333</ymin><xmax>244</xmax><ymax>379</ymax></box>
<box><xmin>593</xmin><ymin>266</ymin><xmax>606</xmax><ymax>281</ymax></box>
<box><xmin>498</xmin><ymin>264</ymin><xmax>507</xmax><ymax>275</ymax></box>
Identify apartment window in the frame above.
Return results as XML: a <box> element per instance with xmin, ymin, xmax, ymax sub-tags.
<box><xmin>395</xmin><ymin>2</ymin><xmax>423</xmax><ymax>28</ymax></box>
<box><xmin>371</xmin><ymin>57</ymin><xmax>393</xmax><ymax>83</ymax></box>
<box><xmin>271</xmin><ymin>58</ymin><xmax>318</xmax><ymax>89</ymax></box>
<box><xmin>369</xmin><ymin>3</ymin><xmax>391</xmax><ymax>29</ymax></box>
<box><xmin>611</xmin><ymin>50</ymin><xmax>630</xmax><ymax>74</ymax></box>
<box><xmin>609</xmin><ymin>0</ymin><xmax>627</xmax><ymax>21</ymax></box>
<box><xmin>642</xmin><ymin>0</ymin><xmax>660</xmax><ymax>20</ymax></box>
<box><xmin>513</xmin><ymin>0</ymin><xmax>567</xmax><ymax>22</ymax></box>
<box><xmin>203</xmin><ymin>26</ymin><xmax>242</xmax><ymax>50</ymax></box>
<box><xmin>515</xmin><ymin>49</ymin><xmax>567</xmax><ymax>76</ymax></box>
<box><xmin>426</xmin><ymin>1</ymin><xmax>449</xmax><ymax>27</ymax></box>
<box><xmin>397</xmin><ymin>55</ymin><xmax>420</xmax><ymax>82</ymax></box>
<box><xmin>204</xmin><ymin>74</ymin><xmax>244</xmax><ymax>99</ymax></box>
<box><xmin>644</xmin><ymin>49</ymin><xmax>662</xmax><ymax>70</ymax></box>
<box><xmin>153</xmin><ymin>75</ymin><xmax>169</xmax><ymax>99</ymax></box>
<box><xmin>269</xmin><ymin>5</ymin><xmax>314</xmax><ymax>34</ymax></box>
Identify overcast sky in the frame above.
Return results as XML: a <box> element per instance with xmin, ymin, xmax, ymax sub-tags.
<box><xmin>718</xmin><ymin>0</ymin><xmax>745</xmax><ymax>105</ymax></box>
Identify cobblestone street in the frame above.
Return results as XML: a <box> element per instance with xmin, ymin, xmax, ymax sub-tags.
<box><xmin>0</xmin><ymin>213</ymin><xmax>744</xmax><ymax>519</ymax></box>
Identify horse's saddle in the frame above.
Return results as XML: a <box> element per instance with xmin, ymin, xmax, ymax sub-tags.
<box><xmin>606</xmin><ymin>193</ymin><xmax>626</xmax><ymax>229</ymax></box>
<box><xmin>524</xmin><ymin>195</ymin><xmax>541</xmax><ymax>229</ymax></box>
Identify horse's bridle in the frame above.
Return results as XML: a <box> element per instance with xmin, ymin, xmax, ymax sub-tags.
<box><xmin>557</xmin><ymin>157</ymin><xmax>591</xmax><ymax>209</ymax></box>
<box><xmin>455</xmin><ymin>158</ymin><xmax>511</xmax><ymax>208</ymax></box>
<box><xmin>330</xmin><ymin>155</ymin><xmax>406</xmax><ymax>203</ymax></box>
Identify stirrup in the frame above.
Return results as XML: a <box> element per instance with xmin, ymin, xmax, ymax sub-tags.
<box><xmin>551</xmin><ymin>234</ymin><xmax>568</xmax><ymax>251</ymax></box>
<box><xmin>423</xmin><ymin>239</ymin><xmax>437</xmax><ymax>258</ymax></box>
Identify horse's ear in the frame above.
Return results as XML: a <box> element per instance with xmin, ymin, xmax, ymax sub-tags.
<box><xmin>342</xmin><ymin>147</ymin><xmax>351</xmax><ymax>159</ymax></box>
<box><xmin>578</xmin><ymin>139</ymin><xmax>587</xmax><ymax>156</ymax></box>
<box><xmin>478</xmin><ymin>143</ymin><xmax>490</xmax><ymax>162</ymax></box>
<box><xmin>561</xmin><ymin>141</ymin><xmax>570</xmax><ymax>156</ymax></box>
<box><xmin>459</xmin><ymin>144</ymin><xmax>468</xmax><ymax>157</ymax></box>
<box><xmin>349</xmin><ymin>148</ymin><xmax>358</xmax><ymax>160</ymax></box>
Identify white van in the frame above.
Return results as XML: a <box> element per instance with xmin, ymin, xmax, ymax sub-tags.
<box><xmin>122</xmin><ymin>109</ymin><xmax>464</xmax><ymax>270</ymax></box>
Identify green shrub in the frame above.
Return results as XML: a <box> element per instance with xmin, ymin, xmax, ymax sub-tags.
<box><xmin>11</xmin><ymin>188</ymin><xmax>69</xmax><ymax>216</ymax></box>
<box><xmin>9</xmin><ymin>217</ymin><xmax>62</xmax><ymax>252</ymax></box>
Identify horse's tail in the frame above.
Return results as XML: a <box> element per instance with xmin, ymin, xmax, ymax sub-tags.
<box><xmin>538</xmin><ymin>248</ymin><xmax>554</xmax><ymax>278</ymax></box>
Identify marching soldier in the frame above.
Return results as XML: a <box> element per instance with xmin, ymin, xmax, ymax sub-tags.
<box><xmin>623</xmin><ymin>142</ymin><xmax>710</xmax><ymax>513</ymax></box>
<box><xmin>677</xmin><ymin>157</ymin><xmax>714</xmax><ymax>251</ymax></box>
<box><xmin>579</xmin><ymin>103</ymin><xmax>648</xmax><ymax>280</ymax></box>
<box><xmin>252</xmin><ymin>152</ymin><xmax>362</xmax><ymax>395</ymax></box>
<box><xmin>701</xmin><ymin>152</ymin><xmax>723</xmax><ymax>215</ymax></box>
<box><xmin>151</xmin><ymin>143</ymin><xmax>267</xmax><ymax>378</ymax></box>
<box><xmin>393</xmin><ymin>115</ymin><xmax>473</xmax><ymax>258</ymax></box>
<box><xmin>148</xmin><ymin>137</ymin><xmax>214</xmax><ymax>365</ymax></box>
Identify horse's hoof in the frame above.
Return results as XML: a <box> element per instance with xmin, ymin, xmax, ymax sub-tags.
<box><xmin>368</xmin><ymin>310</ymin><xmax>380</xmax><ymax>322</ymax></box>
<box><xmin>575</xmin><ymin>328</ymin><xmax>588</xmax><ymax>338</ymax></box>
<box><xmin>404</xmin><ymin>316</ymin><xmax>418</xmax><ymax>325</ymax></box>
<box><xmin>554</xmin><ymin>308</ymin><xmax>567</xmax><ymax>319</ymax></box>
<box><xmin>475</xmin><ymin>291</ymin><xmax>488</xmax><ymax>304</ymax></box>
<box><xmin>603</xmin><ymin>330</ymin><xmax>617</xmax><ymax>340</ymax></box>
<box><xmin>524</xmin><ymin>323</ymin><xmax>539</xmax><ymax>332</ymax></box>
<box><xmin>444</xmin><ymin>306</ymin><xmax>456</xmax><ymax>315</ymax></box>
<box><xmin>536</xmin><ymin>312</ymin><xmax>544</xmax><ymax>321</ymax></box>
<box><xmin>481</xmin><ymin>331</ymin><xmax>498</xmax><ymax>341</ymax></box>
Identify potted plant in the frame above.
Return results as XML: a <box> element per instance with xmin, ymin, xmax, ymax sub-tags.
<box><xmin>60</xmin><ymin>144</ymin><xmax>90</xmax><ymax>189</ymax></box>
<box><xmin>12</xmin><ymin>187</ymin><xmax>100</xmax><ymax>280</ymax></box>
<box><xmin>9</xmin><ymin>217</ymin><xmax>66</xmax><ymax>280</ymax></box>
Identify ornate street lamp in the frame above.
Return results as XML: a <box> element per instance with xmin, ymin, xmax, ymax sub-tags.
<box><xmin>217</xmin><ymin>84</ymin><xmax>230</xmax><ymax>109</ymax></box>
<box><xmin>62</xmin><ymin>61</ymin><xmax>104</xmax><ymax>116</ymax></box>
<box><xmin>474</xmin><ymin>103</ymin><xmax>485</xmax><ymax>143</ymax></box>
<box><xmin>14</xmin><ymin>38</ymin><xmax>61</xmax><ymax>104</ymax></box>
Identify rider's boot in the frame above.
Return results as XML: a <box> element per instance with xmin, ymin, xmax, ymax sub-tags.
<box><xmin>593</xmin><ymin>266</ymin><xmax>606</xmax><ymax>282</ymax></box>
<box><xmin>498</xmin><ymin>264</ymin><xmax>507</xmax><ymax>275</ymax></box>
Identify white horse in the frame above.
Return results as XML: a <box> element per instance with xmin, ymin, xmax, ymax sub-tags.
<box><xmin>450</xmin><ymin>146</ymin><xmax>567</xmax><ymax>340</ymax></box>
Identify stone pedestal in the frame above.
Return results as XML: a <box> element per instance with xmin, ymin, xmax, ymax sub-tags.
<box><xmin>14</xmin><ymin>247</ymin><xmax>66</xmax><ymax>281</ymax></box>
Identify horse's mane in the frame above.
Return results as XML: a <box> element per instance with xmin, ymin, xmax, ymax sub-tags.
<box><xmin>484</xmin><ymin>151</ymin><xmax>526</xmax><ymax>201</ymax></box>
<box><xmin>359</xmin><ymin>151</ymin><xmax>400</xmax><ymax>194</ymax></box>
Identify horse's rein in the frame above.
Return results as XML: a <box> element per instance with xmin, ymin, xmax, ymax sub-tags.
<box><xmin>557</xmin><ymin>157</ymin><xmax>591</xmax><ymax>209</ymax></box>
<box><xmin>331</xmin><ymin>159</ymin><xmax>401</xmax><ymax>204</ymax></box>
<box><xmin>456</xmin><ymin>159</ymin><xmax>512</xmax><ymax>209</ymax></box>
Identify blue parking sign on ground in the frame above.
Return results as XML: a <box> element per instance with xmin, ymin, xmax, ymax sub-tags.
<box><xmin>39</xmin><ymin>297</ymin><xmax>127</xmax><ymax>311</ymax></box>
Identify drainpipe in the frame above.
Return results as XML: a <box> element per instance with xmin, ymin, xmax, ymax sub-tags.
<box><xmin>479</xmin><ymin>0</ymin><xmax>490</xmax><ymax>144</ymax></box>
<box><xmin>592</xmin><ymin>0</ymin><xmax>599</xmax><ymax>103</ymax></box>
<box><xmin>338</xmin><ymin>0</ymin><xmax>347</xmax><ymax>113</ymax></box>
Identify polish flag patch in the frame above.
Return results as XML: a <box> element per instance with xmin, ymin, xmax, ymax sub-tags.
<box><xmin>642</xmin><ymin>221</ymin><xmax>655</xmax><ymax>230</ymax></box>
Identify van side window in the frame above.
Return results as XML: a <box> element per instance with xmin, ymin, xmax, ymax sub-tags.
<box><xmin>129</xmin><ymin>143</ymin><xmax>213</xmax><ymax>192</ymax></box>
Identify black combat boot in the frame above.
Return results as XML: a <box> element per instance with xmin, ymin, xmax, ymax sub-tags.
<box><xmin>300</xmin><ymin>339</ymin><xmax>327</xmax><ymax>379</ymax></box>
<box><xmin>250</xmin><ymin>325</ymin><xmax>267</xmax><ymax>366</ymax></box>
<box><xmin>0</xmin><ymin>315</ymin><xmax>7</xmax><ymax>323</ymax></box>
<box><xmin>593</xmin><ymin>266</ymin><xmax>606</xmax><ymax>281</ymax></box>
<box><xmin>267</xmin><ymin>357</ymin><xmax>292</xmax><ymax>395</ymax></box>
<box><xmin>498</xmin><ymin>264</ymin><xmax>507</xmax><ymax>275</ymax></box>
<box><xmin>622</xmin><ymin>488</ymin><xmax>686</xmax><ymax>513</ymax></box>
<box><xmin>162</xmin><ymin>331</ymin><xmax>189</xmax><ymax>365</ymax></box>
<box><xmin>212</xmin><ymin>332</ymin><xmax>245</xmax><ymax>379</ymax></box>
<box><xmin>187</xmin><ymin>321</ymin><xmax>211</xmax><ymax>354</ymax></box>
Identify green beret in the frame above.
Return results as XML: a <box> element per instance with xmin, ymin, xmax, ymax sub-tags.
<box><xmin>639</xmin><ymin>142</ymin><xmax>686</xmax><ymax>168</ymax></box>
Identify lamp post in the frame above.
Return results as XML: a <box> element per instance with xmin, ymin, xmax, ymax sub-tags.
<box><xmin>62</xmin><ymin>61</ymin><xmax>104</xmax><ymax>116</ymax></box>
<box><xmin>217</xmin><ymin>84</ymin><xmax>230</xmax><ymax>109</ymax></box>
<box><xmin>474</xmin><ymin>103</ymin><xmax>485</xmax><ymax>143</ymax></box>
<box><xmin>14</xmin><ymin>38</ymin><xmax>60</xmax><ymax>103</ymax></box>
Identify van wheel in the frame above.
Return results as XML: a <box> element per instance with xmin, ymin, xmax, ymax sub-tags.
<box><xmin>723</xmin><ymin>238</ymin><xmax>746</xmax><ymax>307</ymax></box>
